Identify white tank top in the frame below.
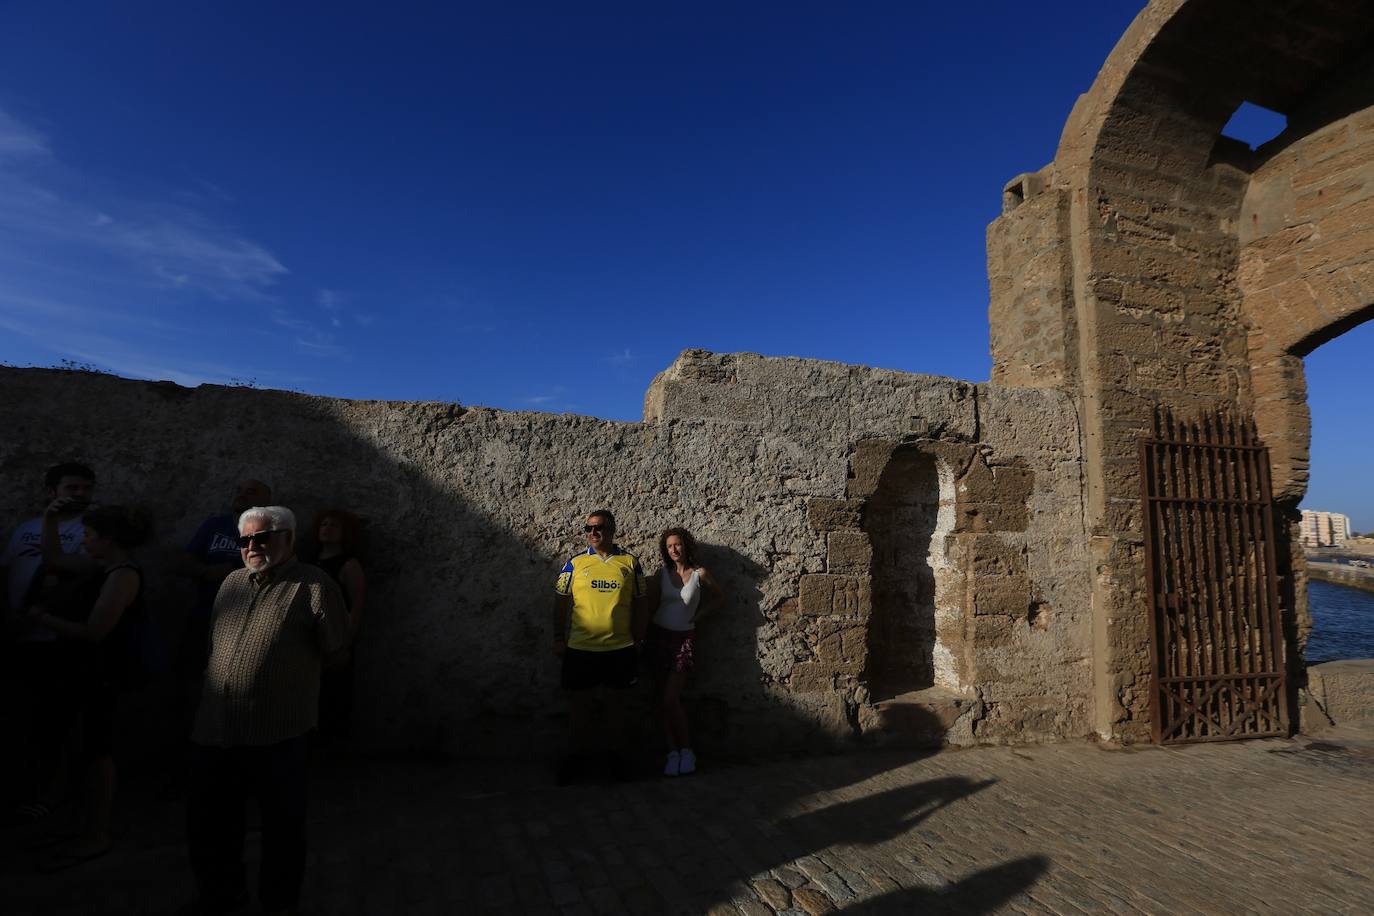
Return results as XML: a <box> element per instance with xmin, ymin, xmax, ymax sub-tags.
<box><xmin>654</xmin><ymin>568</ymin><xmax>701</xmax><ymax>632</ymax></box>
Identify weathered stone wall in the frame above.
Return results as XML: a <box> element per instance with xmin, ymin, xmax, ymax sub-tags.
<box><xmin>1</xmin><ymin>352</ymin><xmax>1091</xmax><ymax>755</ymax></box>
<box><xmin>1241</xmin><ymin>66</ymin><xmax>1374</xmax><ymax>506</ymax></box>
<box><xmin>987</xmin><ymin>0</ymin><xmax>1374</xmax><ymax>740</ymax></box>
<box><xmin>988</xmin><ymin>172</ymin><xmax>1075</xmax><ymax>389</ymax></box>
<box><xmin>647</xmin><ymin>352</ymin><xmax>1093</xmax><ymax>743</ymax></box>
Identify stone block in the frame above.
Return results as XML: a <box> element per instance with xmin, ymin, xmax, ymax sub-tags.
<box><xmin>1291</xmin><ymin>145</ymin><xmax>1370</xmax><ymax>190</ymax></box>
<box><xmin>798</xmin><ymin>575</ymin><xmax>872</xmax><ymax>619</ymax></box>
<box><xmin>826</xmin><ymin>529</ymin><xmax>872</xmax><ymax>575</ymax></box>
<box><xmin>1319</xmin><ymin>195</ymin><xmax>1374</xmax><ymax>238</ymax></box>
<box><xmin>1305</xmin><ymin>659</ymin><xmax>1374</xmax><ymax>730</ymax></box>
<box><xmin>788</xmin><ymin>662</ymin><xmax>834</xmax><ymax>694</ymax></box>
<box><xmin>951</xmin><ymin>534</ymin><xmax>1026</xmax><ymax>578</ymax></box>
<box><xmin>972</xmin><ymin>576</ymin><xmax>1031</xmax><ymax>617</ymax></box>
<box><xmin>807</xmin><ymin>498</ymin><xmax>862</xmax><ymax>532</ymax></box>
<box><xmin>1302</xmin><ymin>227</ymin><xmax>1374</xmax><ymax>274</ymax></box>
<box><xmin>975</xmin><ymin>614</ymin><xmax>1018</xmax><ymax>647</ymax></box>
<box><xmin>845</xmin><ymin>439</ymin><xmax>897</xmax><ymax>499</ymax></box>
<box><xmin>959</xmin><ymin>500</ymin><xmax>1029</xmax><ymax>533</ymax></box>
<box><xmin>814</xmin><ymin>624</ymin><xmax>867</xmax><ymax>667</ymax></box>
<box><xmin>1294</xmin><ymin>177</ymin><xmax>1364</xmax><ymax>217</ymax></box>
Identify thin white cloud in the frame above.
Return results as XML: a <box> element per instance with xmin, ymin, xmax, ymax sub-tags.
<box><xmin>0</xmin><ymin>105</ymin><xmax>353</xmax><ymax>380</ymax></box>
<box><xmin>0</xmin><ymin>300</ymin><xmax>265</xmax><ymax>388</ymax></box>
<box><xmin>0</xmin><ymin>106</ymin><xmax>287</xmax><ymax>303</ymax></box>
<box><xmin>316</xmin><ymin>288</ymin><xmax>354</xmax><ymax>328</ymax></box>
<box><xmin>607</xmin><ymin>348</ymin><xmax>634</xmax><ymax>365</ymax></box>
<box><xmin>523</xmin><ymin>384</ymin><xmax>568</xmax><ymax>407</ymax></box>
<box><xmin>271</xmin><ymin>309</ymin><xmax>311</xmax><ymax>332</ymax></box>
<box><xmin>295</xmin><ymin>331</ymin><xmax>347</xmax><ymax>358</ymax></box>
<box><xmin>0</xmin><ymin>109</ymin><xmax>50</xmax><ymax>159</ymax></box>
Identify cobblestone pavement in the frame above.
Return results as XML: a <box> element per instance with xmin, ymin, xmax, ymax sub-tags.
<box><xmin>5</xmin><ymin>726</ymin><xmax>1374</xmax><ymax>915</ymax></box>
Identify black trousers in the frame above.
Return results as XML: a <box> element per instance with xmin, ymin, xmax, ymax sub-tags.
<box><xmin>186</xmin><ymin>735</ymin><xmax>310</xmax><ymax>911</ymax></box>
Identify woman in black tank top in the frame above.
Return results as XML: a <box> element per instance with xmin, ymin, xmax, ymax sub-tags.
<box><xmin>311</xmin><ymin>509</ymin><xmax>367</xmax><ymax>738</ymax></box>
<box><xmin>27</xmin><ymin>505</ymin><xmax>151</xmax><ymax>866</ymax></box>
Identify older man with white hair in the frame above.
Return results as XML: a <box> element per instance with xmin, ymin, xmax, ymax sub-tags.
<box><xmin>185</xmin><ymin>505</ymin><xmax>349</xmax><ymax>916</ymax></box>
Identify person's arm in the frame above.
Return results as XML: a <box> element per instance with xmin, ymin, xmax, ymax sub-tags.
<box><xmin>630</xmin><ymin>558</ymin><xmax>650</xmax><ymax>643</ymax></box>
<box><xmin>40</xmin><ymin>501</ymin><xmax>99</xmax><ymax>576</ymax></box>
<box><xmin>553</xmin><ymin>559</ymin><xmax>574</xmax><ymax>655</ymax></box>
<box><xmin>552</xmin><ymin>594</ymin><xmax>571</xmax><ymax>655</ymax></box>
<box><xmin>693</xmin><ymin>567</ymin><xmax>725</xmax><ymax>623</ymax></box>
<box><xmin>0</xmin><ymin>528</ymin><xmax>21</xmax><ymax>617</ymax></box>
<box><xmin>30</xmin><ymin>568</ymin><xmax>138</xmax><ymax>641</ymax></box>
<box><xmin>340</xmin><ymin>558</ymin><xmax>366</xmax><ymax>644</ymax></box>
<box><xmin>314</xmin><ymin>577</ymin><xmax>351</xmax><ymax>662</ymax></box>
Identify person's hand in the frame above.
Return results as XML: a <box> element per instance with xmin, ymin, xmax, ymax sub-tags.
<box><xmin>45</xmin><ymin>496</ymin><xmax>90</xmax><ymax>517</ymax></box>
<box><xmin>552</xmin><ymin>637</ymin><xmax>566</xmax><ymax>656</ymax></box>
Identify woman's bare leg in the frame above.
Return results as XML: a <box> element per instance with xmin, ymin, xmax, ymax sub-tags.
<box><xmin>663</xmin><ymin>671</ymin><xmax>690</xmax><ymax>750</ymax></box>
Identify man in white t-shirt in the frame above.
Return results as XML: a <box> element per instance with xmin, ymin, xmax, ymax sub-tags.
<box><xmin>1</xmin><ymin>462</ymin><xmax>97</xmax><ymax>639</ymax></box>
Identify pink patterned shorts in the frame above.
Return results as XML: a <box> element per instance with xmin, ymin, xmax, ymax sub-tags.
<box><xmin>645</xmin><ymin>624</ymin><xmax>695</xmax><ymax>674</ymax></box>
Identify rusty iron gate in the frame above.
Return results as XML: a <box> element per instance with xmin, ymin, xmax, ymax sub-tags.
<box><xmin>1138</xmin><ymin>408</ymin><xmax>1289</xmax><ymax>745</ymax></box>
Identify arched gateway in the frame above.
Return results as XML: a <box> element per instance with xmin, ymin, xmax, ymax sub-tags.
<box><xmin>989</xmin><ymin>0</ymin><xmax>1374</xmax><ymax>741</ymax></box>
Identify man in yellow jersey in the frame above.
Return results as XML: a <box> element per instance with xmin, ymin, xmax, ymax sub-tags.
<box><xmin>552</xmin><ymin>508</ymin><xmax>647</xmax><ymax>783</ymax></box>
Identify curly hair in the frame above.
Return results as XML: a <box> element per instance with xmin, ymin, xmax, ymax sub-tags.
<box><xmin>658</xmin><ymin>527</ymin><xmax>698</xmax><ymax>568</ymax></box>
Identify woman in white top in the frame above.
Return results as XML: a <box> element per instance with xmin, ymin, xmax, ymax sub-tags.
<box><xmin>644</xmin><ymin>527</ymin><xmax>723</xmax><ymax>777</ymax></box>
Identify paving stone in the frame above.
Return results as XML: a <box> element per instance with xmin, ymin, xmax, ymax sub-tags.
<box><xmin>751</xmin><ymin>877</ymin><xmax>792</xmax><ymax>910</ymax></box>
<box><xmin>811</xmin><ymin>872</ymin><xmax>853</xmax><ymax>903</ymax></box>
<box><xmin>790</xmin><ymin>886</ymin><xmax>836</xmax><ymax>915</ymax></box>
<box><xmin>583</xmin><ymin>885</ymin><xmax>625</xmax><ymax>915</ymax></box>
<box><xmin>548</xmin><ymin>882</ymin><xmax>583</xmax><ymax>907</ymax></box>
<box><xmin>772</xmin><ymin>865</ymin><xmax>807</xmax><ymax>889</ymax></box>
<box><xmin>733</xmin><ymin>899</ymin><xmax>773</xmax><ymax>916</ymax></box>
<box><xmin>792</xmin><ymin>856</ymin><xmax>832</xmax><ymax>882</ymax></box>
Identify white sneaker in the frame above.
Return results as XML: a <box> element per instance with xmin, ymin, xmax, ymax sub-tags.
<box><xmin>664</xmin><ymin>750</ymin><xmax>681</xmax><ymax>777</ymax></box>
<box><xmin>678</xmin><ymin>747</ymin><xmax>696</xmax><ymax>775</ymax></box>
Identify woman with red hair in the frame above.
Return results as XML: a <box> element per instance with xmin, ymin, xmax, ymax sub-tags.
<box><xmin>311</xmin><ymin>509</ymin><xmax>366</xmax><ymax>738</ymax></box>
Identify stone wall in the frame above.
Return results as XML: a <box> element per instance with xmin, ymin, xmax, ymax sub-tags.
<box><xmin>986</xmin><ymin>0</ymin><xmax>1374</xmax><ymax>740</ymax></box>
<box><xmin>1241</xmin><ymin>66</ymin><xmax>1374</xmax><ymax>506</ymax></box>
<box><xmin>1</xmin><ymin>351</ymin><xmax>1091</xmax><ymax>756</ymax></box>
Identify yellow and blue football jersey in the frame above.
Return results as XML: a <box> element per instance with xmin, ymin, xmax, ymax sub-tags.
<box><xmin>556</xmin><ymin>546</ymin><xmax>646</xmax><ymax>651</ymax></box>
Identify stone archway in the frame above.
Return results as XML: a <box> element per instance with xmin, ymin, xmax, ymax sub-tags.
<box><xmin>986</xmin><ymin>0</ymin><xmax>1374</xmax><ymax>740</ymax></box>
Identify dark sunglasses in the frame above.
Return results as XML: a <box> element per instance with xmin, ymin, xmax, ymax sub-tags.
<box><xmin>583</xmin><ymin>524</ymin><xmax>611</xmax><ymax>533</ymax></box>
<box><xmin>237</xmin><ymin>529</ymin><xmax>286</xmax><ymax>548</ymax></box>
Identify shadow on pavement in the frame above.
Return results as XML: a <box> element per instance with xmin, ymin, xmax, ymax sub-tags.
<box><xmin>847</xmin><ymin>854</ymin><xmax>1051</xmax><ymax>915</ymax></box>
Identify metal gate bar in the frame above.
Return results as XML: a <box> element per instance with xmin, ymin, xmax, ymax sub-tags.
<box><xmin>1138</xmin><ymin>408</ymin><xmax>1289</xmax><ymax>744</ymax></box>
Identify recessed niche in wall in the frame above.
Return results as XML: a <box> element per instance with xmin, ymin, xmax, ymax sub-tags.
<box><xmin>863</xmin><ymin>447</ymin><xmax>943</xmax><ymax>697</ymax></box>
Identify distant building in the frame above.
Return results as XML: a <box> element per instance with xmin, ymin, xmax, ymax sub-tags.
<box><xmin>1300</xmin><ymin>510</ymin><xmax>1352</xmax><ymax>547</ymax></box>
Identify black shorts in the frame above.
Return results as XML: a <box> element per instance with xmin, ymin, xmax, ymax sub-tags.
<box><xmin>561</xmin><ymin>646</ymin><xmax>639</xmax><ymax>691</ymax></box>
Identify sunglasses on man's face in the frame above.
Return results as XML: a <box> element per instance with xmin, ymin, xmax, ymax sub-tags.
<box><xmin>238</xmin><ymin>529</ymin><xmax>285</xmax><ymax>549</ymax></box>
<box><xmin>584</xmin><ymin>524</ymin><xmax>611</xmax><ymax>534</ymax></box>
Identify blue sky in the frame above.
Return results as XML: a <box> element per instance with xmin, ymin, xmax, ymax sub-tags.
<box><xmin>0</xmin><ymin>2</ymin><xmax>1369</xmax><ymax>528</ymax></box>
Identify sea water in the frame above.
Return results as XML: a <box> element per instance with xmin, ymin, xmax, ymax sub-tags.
<box><xmin>1307</xmin><ymin>579</ymin><xmax>1374</xmax><ymax>663</ymax></box>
